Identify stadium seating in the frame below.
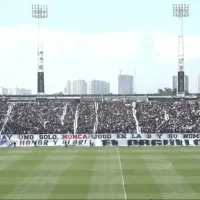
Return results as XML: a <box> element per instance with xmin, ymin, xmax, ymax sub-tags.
<box><xmin>0</xmin><ymin>99</ymin><xmax>200</xmax><ymax>134</ymax></box>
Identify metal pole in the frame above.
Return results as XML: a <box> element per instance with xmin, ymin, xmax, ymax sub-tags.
<box><xmin>134</xmin><ymin>68</ymin><xmax>136</xmax><ymax>94</ymax></box>
<box><xmin>172</xmin><ymin>4</ymin><xmax>189</xmax><ymax>97</ymax></box>
<box><xmin>32</xmin><ymin>5</ymin><xmax>48</xmax><ymax>96</ymax></box>
<box><xmin>37</xmin><ymin>18</ymin><xmax>40</xmax><ymax>53</ymax></box>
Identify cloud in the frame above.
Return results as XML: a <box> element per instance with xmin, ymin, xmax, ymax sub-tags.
<box><xmin>0</xmin><ymin>25</ymin><xmax>141</xmax><ymax>64</ymax></box>
<box><xmin>0</xmin><ymin>25</ymin><xmax>199</xmax><ymax>94</ymax></box>
<box><xmin>152</xmin><ymin>31</ymin><xmax>200</xmax><ymax>62</ymax></box>
<box><xmin>43</xmin><ymin>29</ymin><xmax>141</xmax><ymax>61</ymax></box>
<box><xmin>0</xmin><ymin>25</ymin><xmax>141</xmax><ymax>93</ymax></box>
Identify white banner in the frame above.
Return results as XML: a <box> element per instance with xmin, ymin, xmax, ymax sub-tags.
<box><xmin>1</xmin><ymin>133</ymin><xmax>200</xmax><ymax>147</ymax></box>
<box><xmin>2</xmin><ymin>133</ymin><xmax>200</xmax><ymax>141</ymax></box>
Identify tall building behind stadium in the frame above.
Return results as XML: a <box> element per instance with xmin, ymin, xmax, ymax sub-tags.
<box><xmin>172</xmin><ymin>75</ymin><xmax>189</xmax><ymax>92</ymax></box>
<box><xmin>118</xmin><ymin>74</ymin><xmax>133</xmax><ymax>94</ymax></box>
<box><xmin>89</xmin><ymin>80</ymin><xmax>110</xmax><ymax>95</ymax></box>
<box><xmin>64</xmin><ymin>81</ymin><xmax>71</xmax><ymax>95</ymax></box>
<box><xmin>64</xmin><ymin>80</ymin><xmax>87</xmax><ymax>95</ymax></box>
<box><xmin>0</xmin><ymin>87</ymin><xmax>32</xmax><ymax>95</ymax></box>
<box><xmin>197</xmin><ymin>75</ymin><xmax>200</xmax><ymax>93</ymax></box>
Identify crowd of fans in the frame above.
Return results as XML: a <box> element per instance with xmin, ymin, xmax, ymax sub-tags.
<box><xmin>97</xmin><ymin>101</ymin><xmax>136</xmax><ymax>133</ymax></box>
<box><xmin>0</xmin><ymin>99</ymin><xmax>200</xmax><ymax>134</ymax></box>
<box><xmin>0</xmin><ymin>101</ymin><xmax>8</xmax><ymax>132</ymax></box>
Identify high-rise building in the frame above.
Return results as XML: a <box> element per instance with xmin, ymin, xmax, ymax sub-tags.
<box><xmin>197</xmin><ymin>75</ymin><xmax>200</xmax><ymax>93</ymax></box>
<box><xmin>172</xmin><ymin>75</ymin><xmax>189</xmax><ymax>92</ymax></box>
<box><xmin>0</xmin><ymin>87</ymin><xmax>9</xmax><ymax>95</ymax></box>
<box><xmin>0</xmin><ymin>87</ymin><xmax>31</xmax><ymax>95</ymax></box>
<box><xmin>185</xmin><ymin>75</ymin><xmax>189</xmax><ymax>92</ymax></box>
<box><xmin>64</xmin><ymin>81</ymin><xmax>71</xmax><ymax>95</ymax></box>
<box><xmin>172</xmin><ymin>76</ymin><xmax>177</xmax><ymax>91</ymax></box>
<box><xmin>89</xmin><ymin>80</ymin><xmax>110</xmax><ymax>94</ymax></box>
<box><xmin>71</xmin><ymin>80</ymin><xmax>87</xmax><ymax>95</ymax></box>
<box><xmin>118</xmin><ymin>75</ymin><xmax>133</xmax><ymax>94</ymax></box>
<box><xmin>14</xmin><ymin>88</ymin><xmax>32</xmax><ymax>95</ymax></box>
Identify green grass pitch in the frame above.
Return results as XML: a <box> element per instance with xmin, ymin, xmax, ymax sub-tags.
<box><xmin>0</xmin><ymin>147</ymin><xmax>199</xmax><ymax>199</ymax></box>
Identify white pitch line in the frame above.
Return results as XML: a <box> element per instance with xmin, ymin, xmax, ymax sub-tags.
<box><xmin>117</xmin><ymin>147</ymin><xmax>127</xmax><ymax>200</ymax></box>
<box><xmin>134</xmin><ymin>160</ymin><xmax>172</xmax><ymax>172</ymax></box>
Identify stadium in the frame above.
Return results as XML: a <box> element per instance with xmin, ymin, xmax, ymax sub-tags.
<box><xmin>1</xmin><ymin>93</ymin><xmax>200</xmax><ymax>199</ymax></box>
<box><xmin>1</xmin><ymin>2</ymin><xmax>200</xmax><ymax>200</ymax></box>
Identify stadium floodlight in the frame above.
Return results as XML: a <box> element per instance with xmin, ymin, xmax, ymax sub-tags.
<box><xmin>32</xmin><ymin>5</ymin><xmax>48</xmax><ymax>96</ymax></box>
<box><xmin>173</xmin><ymin>4</ymin><xmax>189</xmax><ymax>36</ymax></box>
<box><xmin>32</xmin><ymin>5</ymin><xmax>48</xmax><ymax>18</ymax></box>
<box><xmin>172</xmin><ymin>4</ymin><xmax>190</xmax><ymax>97</ymax></box>
<box><xmin>173</xmin><ymin>4</ymin><xmax>189</xmax><ymax>18</ymax></box>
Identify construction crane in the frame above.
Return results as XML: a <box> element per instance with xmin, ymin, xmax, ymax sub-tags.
<box><xmin>118</xmin><ymin>70</ymin><xmax>122</xmax><ymax>75</ymax></box>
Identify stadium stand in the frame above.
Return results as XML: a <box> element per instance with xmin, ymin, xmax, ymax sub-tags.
<box><xmin>0</xmin><ymin>96</ymin><xmax>200</xmax><ymax>134</ymax></box>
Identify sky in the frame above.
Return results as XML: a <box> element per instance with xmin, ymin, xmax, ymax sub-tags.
<box><xmin>0</xmin><ymin>0</ymin><xmax>200</xmax><ymax>94</ymax></box>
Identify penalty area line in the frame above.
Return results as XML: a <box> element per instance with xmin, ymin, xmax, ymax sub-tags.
<box><xmin>117</xmin><ymin>147</ymin><xmax>127</xmax><ymax>200</ymax></box>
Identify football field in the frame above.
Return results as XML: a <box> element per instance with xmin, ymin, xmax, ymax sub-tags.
<box><xmin>0</xmin><ymin>147</ymin><xmax>200</xmax><ymax>199</ymax></box>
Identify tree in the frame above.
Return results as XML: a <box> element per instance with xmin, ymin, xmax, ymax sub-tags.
<box><xmin>157</xmin><ymin>88</ymin><xmax>177</xmax><ymax>95</ymax></box>
<box><xmin>54</xmin><ymin>92</ymin><xmax>64</xmax><ymax>95</ymax></box>
<box><xmin>172</xmin><ymin>88</ymin><xmax>177</xmax><ymax>95</ymax></box>
<box><xmin>157</xmin><ymin>88</ymin><xmax>163</xmax><ymax>94</ymax></box>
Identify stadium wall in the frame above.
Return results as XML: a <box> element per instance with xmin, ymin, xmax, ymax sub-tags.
<box><xmin>0</xmin><ymin>133</ymin><xmax>200</xmax><ymax>147</ymax></box>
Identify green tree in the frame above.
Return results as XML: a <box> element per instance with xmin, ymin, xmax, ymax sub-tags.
<box><xmin>157</xmin><ymin>88</ymin><xmax>177</xmax><ymax>95</ymax></box>
<box><xmin>54</xmin><ymin>92</ymin><xmax>64</xmax><ymax>95</ymax></box>
<box><xmin>157</xmin><ymin>88</ymin><xmax>163</xmax><ymax>94</ymax></box>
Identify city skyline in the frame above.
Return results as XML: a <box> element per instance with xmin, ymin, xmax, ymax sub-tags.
<box><xmin>1</xmin><ymin>0</ymin><xmax>200</xmax><ymax>94</ymax></box>
<box><xmin>67</xmin><ymin>80</ymin><xmax>87</xmax><ymax>95</ymax></box>
<box><xmin>64</xmin><ymin>79</ymin><xmax>111</xmax><ymax>95</ymax></box>
<box><xmin>89</xmin><ymin>80</ymin><xmax>110</xmax><ymax>95</ymax></box>
<box><xmin>0</xmin><ymin>87</ymin><xmax>32</xmax><ymax>95</ymax></box>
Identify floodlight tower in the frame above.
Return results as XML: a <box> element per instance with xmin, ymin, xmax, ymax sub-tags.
<box><xmin>172</xmin><ymin>4</ymin><xmax>189</xmax><ymax>96</ymax></box>
<box><xmin>32</xmin><ymin>5</ymin><xmax>48</xmax><ymax>96</ymax></box>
